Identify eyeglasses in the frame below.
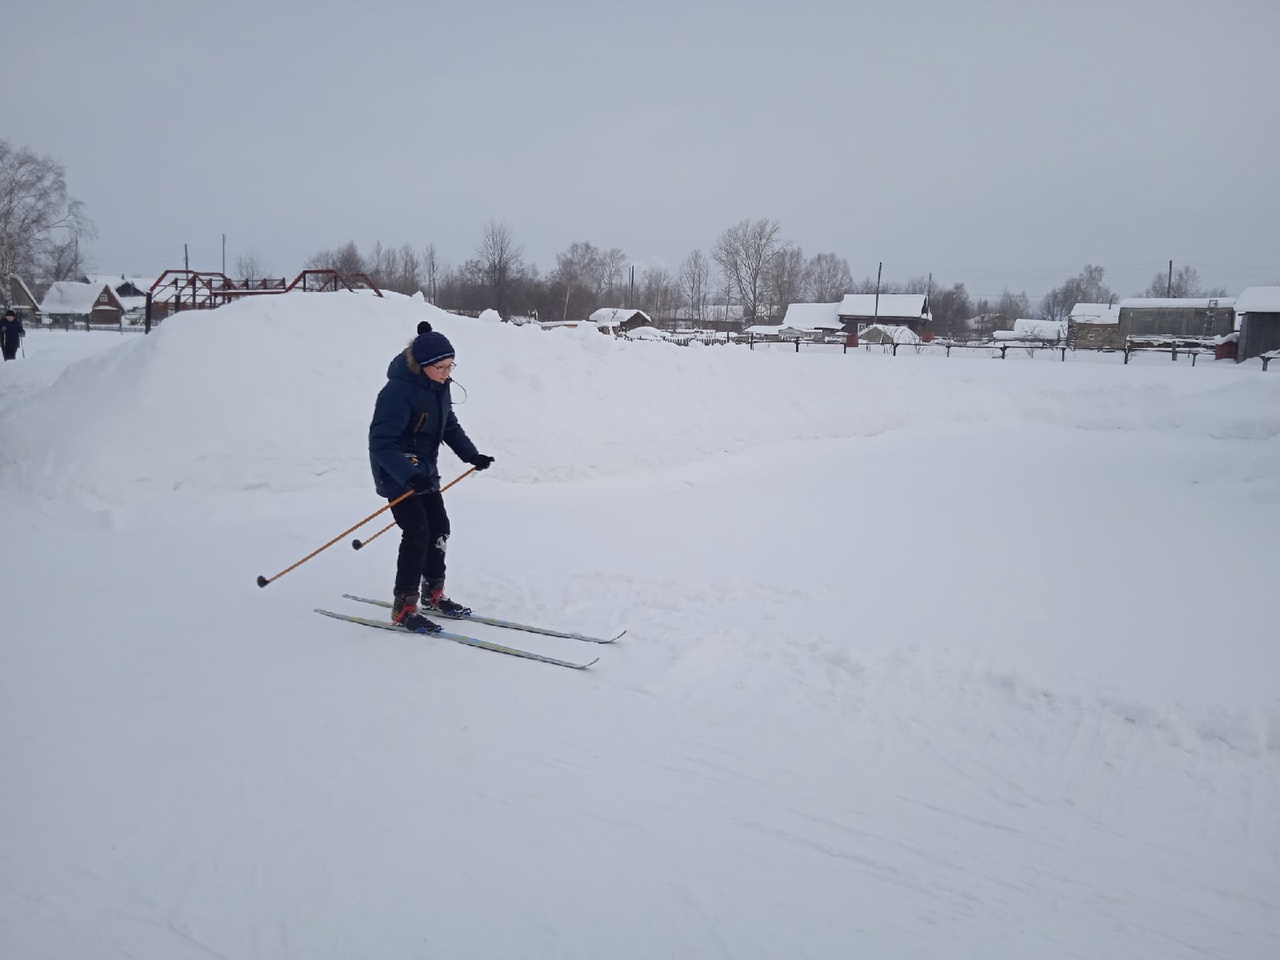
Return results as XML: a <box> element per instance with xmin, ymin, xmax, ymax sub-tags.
<box><xmin>431</xmin><ymin>360</ymin><xmax>457</xmax><ymax>373</ymax></box>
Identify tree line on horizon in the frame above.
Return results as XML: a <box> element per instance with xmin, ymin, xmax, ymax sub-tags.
<box><xmin>300</xmin><ymin>223</ymin><xmax>1232</xmax><ymax>335</ymax></box>
<box><xmin>0</xmin><ymin>139</ymin><xmax>1242</xmax><ymax>334</ymax></box>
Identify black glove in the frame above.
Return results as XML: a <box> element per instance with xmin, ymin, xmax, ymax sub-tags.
<box><xmin>408</xmin><ymin>473</ymin><xmax>435</xmax><ymax>492</ymax></box>
<box><xmin>470</xmin><ymin>454</ymin><xmax>495</xmax><ymax>471</ymax></box>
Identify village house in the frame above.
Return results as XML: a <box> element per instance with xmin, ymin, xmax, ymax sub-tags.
<box><xmin>1067</xmin><ymin>302</ymin><xmax>1123</xmax><ymax>349</ymax></box>
<box><xmin>837</xmin><ymin>293</ymin><xmax>931</xmax><ymax>335</ymax></box>
<box><xmin>82</xmin><ymin>274</ymin><xmax>157</xmax><ymax>322</ymax></box>
<box><xmin>4</xmin><ymin>274</ymin><xmax>41</xmax><ymax>319</ymax></box>
<box><xmin>39</xmin><ymin>280</ymin><xmax>127</xmax><ymax>327</ymax></box>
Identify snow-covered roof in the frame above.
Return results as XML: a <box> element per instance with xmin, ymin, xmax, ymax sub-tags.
<box><xmin>1118</xmin><ymin>297</ymin><xmax>1236</xmax><ymax>310</ymax></box>
<box><xmin>745</xmin><ymin>323</ymin><xmax>783</xmax><ymax>336</ymax></box>
<box><xmin>1011</xmin><ymin>318</ymin><xmax>1066</xmax><ymax>339</ymax></box>
<box><xmin>838</xmin><ymin>293</ymin><xmax>929</xmax><ymax>320</ymax></box>
<box><xmin>590</xmin><ymin>307</ymin><xmax>651</xmax><ymax>329</ymax></box>
<box><xmin>781</xmin><ymin>302</ymin><xmax>842</xmax><ymax>330</ymax></box>
<box><xmin>625</xmin><ymin>326</ymin><xmax>669</xmax><ymax>340</ymax></box>
<box><xmin>858</xmin><ymin>323</ymin><xmax>920</xmax><ymax>344</ymax></box>
<box><xmin>1234</xmin><ymin>286</ymin><xmax>1280</xmax><ymax>314</ymax></box>
<box><xmin>39</xmin><ymin>281</ymin><xmax>122</xmax><ymax>315</ymax></box>
<box><xmin>1069</xmin><ymin>302</ymin><xmax>1120</xmax><ymax>324</ymax></box>
<box><xmin>83</xmin><ymin>274</ymin><xmax>158</xmax><ymax>294</ymax></box>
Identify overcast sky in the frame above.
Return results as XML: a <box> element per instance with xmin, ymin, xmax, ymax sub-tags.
<box><xmin>5</xmin><ymin>0</ymin><xmax>1278</xmax><ymax>300</ymax></box>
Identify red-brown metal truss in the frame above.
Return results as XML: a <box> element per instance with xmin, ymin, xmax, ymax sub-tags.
<box><xmin>149</xmin><ymin>269</ymin><xmax>383</xmax><ymax>312</ymax></box>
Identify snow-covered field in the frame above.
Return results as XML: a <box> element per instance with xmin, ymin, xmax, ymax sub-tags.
<box><xmin>2</xmin><ymin>295</ymin><xmax>1278</xmax><ymax>959</ymax></box>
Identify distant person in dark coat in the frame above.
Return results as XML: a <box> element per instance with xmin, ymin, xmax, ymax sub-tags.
<box><xmin>1</xmin><ymin>308</ymin><xmax>24</xmax><ymax>360</ymax></box>
<box><xmin>368</xmin><ymin>321</ymin><xmax>495</xmax><ymax>632</ymax></box>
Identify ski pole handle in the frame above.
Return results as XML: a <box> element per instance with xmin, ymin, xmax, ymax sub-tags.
<box><xmin>349</xmin><ymin>466</ymin><xmax>478</xmax><ymax>551</ymax></box>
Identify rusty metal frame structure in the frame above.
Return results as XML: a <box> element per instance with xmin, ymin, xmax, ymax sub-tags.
<box><xmin>150</xmin><ymin>269</ymin><xmax>382</xmax><ymax>312</ymax></box>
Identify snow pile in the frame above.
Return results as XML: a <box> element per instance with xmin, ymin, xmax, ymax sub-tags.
<box><xmin>3</xmin><ymin>291</ymin><xmax>1280</xmax><ymax>514</ymax></box>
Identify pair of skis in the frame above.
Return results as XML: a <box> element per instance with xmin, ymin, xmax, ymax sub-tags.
<box><xmin>314</xmin><ymin>594</ymin><xmax>624</xmax><ymax>670</ymax></box>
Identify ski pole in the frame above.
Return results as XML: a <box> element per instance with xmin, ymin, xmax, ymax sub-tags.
<box><xmin>256</xmin><ymin>489</ymin><xmax>415</xmax><ymax>587</ymax></box>
<box><xmin>352</xmin><ymin>466</ymin><xmax>477</xmax><ymax>550</ymax></box>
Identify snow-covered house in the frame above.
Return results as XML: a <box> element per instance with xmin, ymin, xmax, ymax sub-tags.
<box><xmin>1068</xmin><ymin>302</ymin><xmax>1120</xmax><ymax>325</ymax></box>
<box><xmin>82</xmin><ymin>274</ymin><xmax>154</xmax><ymax>298</ymax></box>
<box><xmin>83</xmin><ymin>274</ymin><xmax>156</xmax><ymax>319</ymax></box>
<box><xmin>591</xmin><ymin>307</ymin><xmax>651</xmax><ymax>334</ymax></box>
<box><xmin>1068</xmin><ymin>302</ymin><xmax>1122</xmax><ymax>349</ymax></box>
<box><xmin>4</xmin><ymin>274</ymin><xmax>41</xmax><ymax>319</ymax></box>
<box><xmin>837</xmin><ymin>294</ymin><xmax>931</xmax><ymax>334</ymax></box>
<box><xmin>780</xmin><ymin>302</ymin><xmax>843</xmax><ymax>334</ymax></box>
<box><xmin>1233</xmin><ymin>287</ymin><xmax>1280</xmax><ymax>362</ymax></box>
<box><xmin>39</xmin><ymin>281</ymin><xmax>127</xmax><ymax>326</ymax></box>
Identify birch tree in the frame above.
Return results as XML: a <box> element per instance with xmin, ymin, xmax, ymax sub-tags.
<box><xmin>0</xmin><ymin>140</ymin><xmax>94</xmax><ymax>282</ymax></box>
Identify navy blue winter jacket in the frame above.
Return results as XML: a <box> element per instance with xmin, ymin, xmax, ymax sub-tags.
<box><xmin>369</xmin><ymin>348</ymin><xmax>479</xmax><ymax>499</ymax></box>
<box><xmin>0</xmin><ymin>316</ymin><xmax>23</xmax><ymax>347</ymax></box>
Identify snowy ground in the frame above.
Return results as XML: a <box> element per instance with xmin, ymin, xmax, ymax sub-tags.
<box><xmin>1</xmin><ymin>298</ymin><xmax>1278</xmax><ymax>959</ymax></box>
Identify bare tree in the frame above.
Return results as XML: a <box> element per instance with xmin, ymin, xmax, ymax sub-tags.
<box><xmin>1141</xmin><ymin>264</ymin><xmax>1226</xmax><ymax>298</ymax></box>
<box><xmin>393</xmin><ymin>243</ymin><xmax>423</xmax><ymax>295</ymax></box>
<box><xmin>600</xmin><ymin>247</ymin><xmax>627</xmax><ymax>300</ymax></box>
<box><xmin>553</xmin><ymin>241</ymin><xmax>605</xmax><ymax>320</ymax></box>
<box><xmin>475</xmin><ymin>219</ymin><xmax>524</xmax><ymax>318</ymax></box>
<box><xmin>764</xmin><ymin>246</ymin><xmax>806</xmax><ymax>317</ymax></box>
<box><xmin>42</xmin><ymin>232</ymin><xmax>89</xmax><ymax>282</ymax></box>
<box><xmin>712</xmin><ymin>218</ymin><xmax>785</xmax><ymax>320</ymax></box>
<box><xmin>638</xmin><ymin>267</ymin><xmax>678</xmax><ymax>321</ymax></box>
<box><xmin>422</xmin><ymin>243</ymin><xmax>440</xmax><ymax>301</ymax></box>
<box><xmin>0</xmin><ymin>140</ymin><xmax>95</xmax><ymax>283</ymax></box>
<box><xmin>804</xmin><ymin>252</ymin><xmax>852</xmax><ymax>302</ymax></box>
<box><xmin>929</xmin><ymin>282</ymin><xmax>973</xmax><ymax>336</ymax></box>
<box><xmin>996</xmin><ymin>289</ymin><xmax>1031</xmax><ymax>317</ymax></box>
<box><xmin>234</xmin><ymin>249</ymin><xmax>267</xmax><ymax>280</ymax></box>
<box><xmin>306</xmin><ymin>240</ymin><xmax>367</xmax><ymax>275</ymax></box>
<box><xmin>1039</xmin><ymin>264</ymin><xmax>1114</xmax><ymax>322</ymax></box>
<box><xmin>677</xmin><ymin>249</ymin><xmax>713</xmax><ymax>323</ymax></box>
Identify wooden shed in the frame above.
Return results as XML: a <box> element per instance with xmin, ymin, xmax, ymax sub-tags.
<box><xmin>1233</xmin><ymin>287</ymin><xmax>1280</xmax><ymax>362</ymax></box>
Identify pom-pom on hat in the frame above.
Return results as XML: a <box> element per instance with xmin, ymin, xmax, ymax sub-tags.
<box><xmin>411</xmin><ymin>329</ymin><xmax>455</xmax><ymax>366</ymax></box>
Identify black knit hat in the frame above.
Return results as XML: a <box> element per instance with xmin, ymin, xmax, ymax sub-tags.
<box><xmin>411</xmin><ymin>329</ymin><xmax>455</xmax><ymax>366</ymax></box>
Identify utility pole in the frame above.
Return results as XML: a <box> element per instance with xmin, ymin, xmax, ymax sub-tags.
<box><xmin>874</xmin><ymin>261</ymin><xmax>882</xmax><ymax>322</ymax></box>
<box><xmin>1167</xmin><ymin>260</ymin><xmax>1173</xmax><ymax>297</ymax></box>
<box><xmin>184</xmin><ymin>244</ymin><xmax>189</xmax><ymax>271</ymax></box>
<box><xmin>926</xmin><ymin>271</ymin><xmax>933</xmax><ymax>336</ymax></box>
<box><xmin>222</xmin><ymin>234</ymin><xmax>226</xmax><ymax>275</ymax></box>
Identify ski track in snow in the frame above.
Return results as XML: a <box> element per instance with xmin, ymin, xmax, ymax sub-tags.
<box><xmin>2</xmin><ymin>301</ymin><xmax>1278</xmax><ymax>959</ymax></box>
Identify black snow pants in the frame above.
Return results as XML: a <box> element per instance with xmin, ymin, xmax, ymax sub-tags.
<box><xmin>389</xmin><ymin>491</ymin><xmax>451</xmax><ymax>597</ymax></box>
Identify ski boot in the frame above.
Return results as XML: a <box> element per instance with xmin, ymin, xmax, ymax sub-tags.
<box><xmin>422</xmin><ymin>582</ymin><xmax>472</xmax><ymax>617</ymax></box>
<box><xmin>390</xmin><ymin>592</ymin><xmax>442</xmax><ymax>633</ymax></box>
